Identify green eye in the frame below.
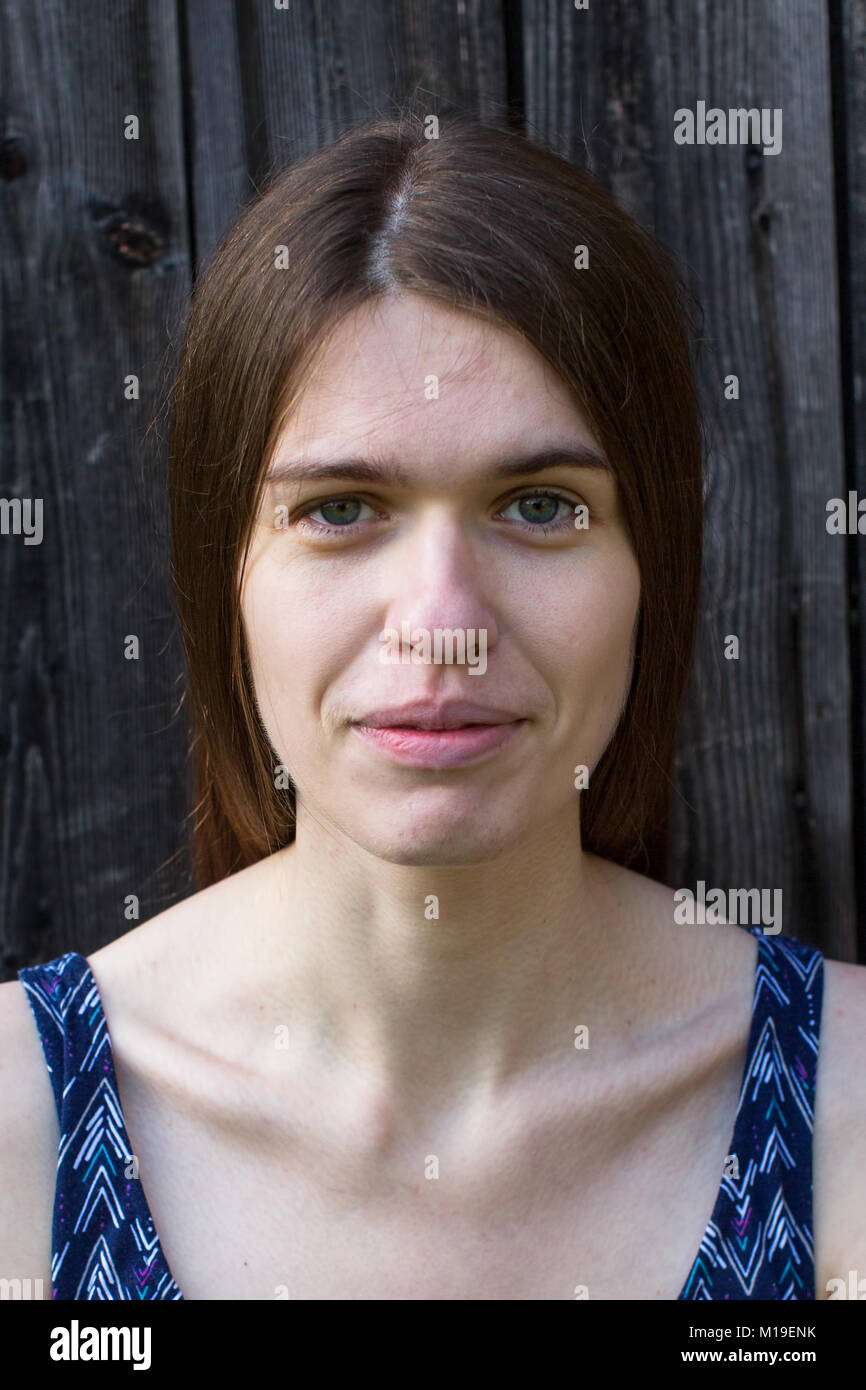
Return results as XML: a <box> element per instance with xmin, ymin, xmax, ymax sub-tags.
<box><xmin>500</xmin><ymin>489</ymin><xmax>580</xmax><ymax>532</ymax></box>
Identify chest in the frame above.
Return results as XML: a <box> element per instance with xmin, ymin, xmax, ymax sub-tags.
<box><xmin>112</xmin><ymin>1046</ymin><xmax>744</xmax><ymax>1300</ymax></box>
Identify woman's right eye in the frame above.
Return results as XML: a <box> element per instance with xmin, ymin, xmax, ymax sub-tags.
<box><xmin>292</xmin><ymin>496</ymin><xmax>379</xmax><ymax>535</ymax></box>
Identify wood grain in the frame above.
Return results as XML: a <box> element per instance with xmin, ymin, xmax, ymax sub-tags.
<box><xmin>1</xmin><ymin>0</ymin><xmax>861</xmax><ymax>971</ymax></box>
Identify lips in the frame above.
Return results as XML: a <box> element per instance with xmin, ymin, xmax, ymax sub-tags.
<box><xmin>351</xmin><ymin>722</ymin><xmax>525</xmax><ymax>768</ymax></box>
<box><xmin>352</xmin><ymin>700</ymin><xmax>524</xmax><ymax>731</ymax></box>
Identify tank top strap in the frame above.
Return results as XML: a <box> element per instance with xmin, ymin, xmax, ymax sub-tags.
<box><xmin>18</xmin><ymin>952</ymin><xmax>106</xmax><ymax>1119</ymax></box>
<box><xmin>679</xmin><ymin>924</ymin><xmax>825</xmax><ymax>1299</ymax></box>
<box><xmin>18</xmin><ymin>952</ymin><xmax>183</xmax><ymax>1300</ymax></box>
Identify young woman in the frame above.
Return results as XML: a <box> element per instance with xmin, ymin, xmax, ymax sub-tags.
<box><xmin>2</xmin><ymin>111</ymin><xmax>864</xmax><ymax>1301</ymax></box>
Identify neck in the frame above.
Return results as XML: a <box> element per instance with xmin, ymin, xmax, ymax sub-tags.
<box><xmin>238</xmin><ymin>804</ymin><xmax>669</xmax><ymax>1126</ymax></box>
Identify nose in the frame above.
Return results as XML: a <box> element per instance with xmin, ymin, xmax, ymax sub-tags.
<box><xmin>378</xmin><ymin>506</ymin><xmax>500</xmax><ymax>658</ymax></box>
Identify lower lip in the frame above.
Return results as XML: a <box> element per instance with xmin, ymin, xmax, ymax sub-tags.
<box><xmin>350</xmin><ymin>720</ymin><xmax>526</xmax><ymax>767</ymax></box>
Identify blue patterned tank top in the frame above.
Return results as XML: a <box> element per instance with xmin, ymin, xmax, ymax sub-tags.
<box><xmin>18</xmin><ymin>922</ymin><xmax>824</xmax><ymax>1300</ymax></box>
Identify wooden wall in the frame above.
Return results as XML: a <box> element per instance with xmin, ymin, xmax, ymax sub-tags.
<box><xmin>1</xmin><ymin>0</ymin><xmax>862</xmax><ymax>973</ymax></box>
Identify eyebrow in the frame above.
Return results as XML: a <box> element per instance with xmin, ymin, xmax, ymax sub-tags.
<box><xmin>265</xmin><ymin>445</ymin><xmax>611</xmax><ymax>486</ymax></box>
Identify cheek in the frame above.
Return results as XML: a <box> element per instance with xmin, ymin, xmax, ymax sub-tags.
<box><xmin>591</xmin><ymin>572</ymin><xmax>640</xmax><ymax>683</ymax></box>
<box><xmin>547</xmin><ymin>548</ymin><xmax>639</xmax><ymax>652</ymax></box>
<box><xmin>538</xmin><ymin>555</ymin><xmax>640</xmax><ymax>724</ymax></box>
<box><xmin>240</xmin><ymin>565</ymin><xmax>308</xmax><ymax>742</ymax></box>
<box><xmin>240</xmin><ymin>559</ymin><xmax>357</xmax><ymax>745</ymax></box>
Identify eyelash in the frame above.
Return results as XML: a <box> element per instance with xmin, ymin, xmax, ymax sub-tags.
<box><xmin>290</xmin><ymin>488</ymin><xmax>585</xmax><ymax>539</ymax></box>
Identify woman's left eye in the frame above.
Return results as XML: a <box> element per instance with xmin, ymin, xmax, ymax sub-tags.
<box><xmin>499</xmin><ymin>490</ymin><xmax>579</xmax><ymax>530</ymax></box>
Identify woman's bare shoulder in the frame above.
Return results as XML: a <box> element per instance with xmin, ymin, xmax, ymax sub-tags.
<box><xmin>586</xmin><ymin>853</ymin><xmax>759</xmax><ymax>974</ymax></box>
<box><xmin>814</xmin><ymin>953</ymin><xmax>866</xmax><ymax>1297</ymax></box>
<box><xmin>608</xmin><ymin>857</ymin><xmax>866</xmax><ymax>1296</ymax></box>
<box><xmin>87</xmin><ymin>852</ymin><xmax>276</xmax><ymax>1003</ymax></box>
<box><xmin>0</xmin><ymin>857</ymin><xmax>269</xmax><ymax>1294</ymax></box>
<box><xmin>0</xmin><ymin>977</ymin><xmax>58</xmax><ymax>1295</ymax></box>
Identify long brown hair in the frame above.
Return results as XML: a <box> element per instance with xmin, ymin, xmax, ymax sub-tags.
<box><xmin>165</xmin><ymin>107</ymin><xmax>704</xmax><ymax>892</ymax></box>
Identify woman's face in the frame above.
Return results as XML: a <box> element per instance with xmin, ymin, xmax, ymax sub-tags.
<box><xmin>240</xmin><ymin>293</ymin><xmax>641</xmax><ymax>865</ymax></box>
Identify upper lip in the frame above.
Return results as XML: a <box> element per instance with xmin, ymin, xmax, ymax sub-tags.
<box><xmin>353</xmin><ymin>700</ymin><xmax>525</xmax><ymax>730</ymax></box>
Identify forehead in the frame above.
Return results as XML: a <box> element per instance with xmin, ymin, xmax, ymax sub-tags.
<box><xmin>270</xmin><ymin>293</ymin><xmax>601</xmax><ymax>466</ymax></box>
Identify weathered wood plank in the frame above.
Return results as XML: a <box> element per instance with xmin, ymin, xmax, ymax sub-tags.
<box><xmin>0</xmin><ymin>0</ymin><xmax>512</xmax><ymax>977</ymax></box>
<box><xmin>522</xmin><ymin>0</ymin><xmax>856</xmax><ymax>956</ymax></box>
<box><xmin>183</xmin><ymin>0</ymin><xmax>511</xmax><ymax>268</ymax></box>
<box><xmin>3</xmin><ymin>0</ymin><xmax>861</xmax><ymax>973</ymax></box>
<box><xmin>0</xmin><ymin>0</ymin><xmax>193</xmax><ymax>976</ymax></box>
<box><xmin>835</xmin><ymin>0</ymin><xmax>866</xmax><ymax>962</ymax></box>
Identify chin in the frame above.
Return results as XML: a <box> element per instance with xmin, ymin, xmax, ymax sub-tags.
<box><xmin>364</xmin><ymin>841</ymin><xmax>513</xmax><ymax>868</ymax></box>
<box><xmin>350</xmin><ymin>805</ymin><xmax>526</xmax><ymax>868</ymax></box>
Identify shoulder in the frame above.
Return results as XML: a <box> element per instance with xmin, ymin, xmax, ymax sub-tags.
<box><xmin>85</xmin><ymin>849</ymin><xmax>286</xmax><ymax>1052</ymax></box>
<box><xmin>0</xmin><ymin>859</ymin><xmax>273</xmax><ymax>1297</ymax></box>
<box><xmin>0</xmin><ymin>977</ymin><xmax>58</xmax><ymax>1296</ymax></box>
<box><xmin>813</xmin><ymin>953</ymin><xmax>866</xmax><ymax>1298</ymax></box>
<box><xmin>586</xmin><ymin>853</ymin><xmax>760</xmax><ymax>985</ymax></box>
<box><xmin>87</xmin><ymin>851</ymin><xmax>273</xmax><ymax>982</ymax></box>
